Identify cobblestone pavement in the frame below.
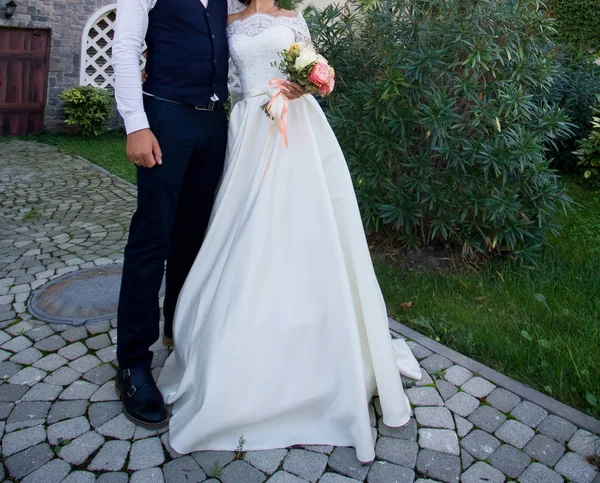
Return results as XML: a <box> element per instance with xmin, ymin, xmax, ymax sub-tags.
<box><xmin>1</xmin><ymin>141</ymin><xmax>599</xmax><ymax>483</ymax></box>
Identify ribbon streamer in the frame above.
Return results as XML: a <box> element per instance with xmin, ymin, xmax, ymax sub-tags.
<box><xmin>266</xmin><ymin>79</ymin><xmax>290</xmax><ymax>148</ymax></box>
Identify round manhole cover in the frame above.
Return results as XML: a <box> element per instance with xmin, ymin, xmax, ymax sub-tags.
<box><xmin>28</xmin><ymin>265</ymin><xmax>165</xmax><ymax>326</ymax></box>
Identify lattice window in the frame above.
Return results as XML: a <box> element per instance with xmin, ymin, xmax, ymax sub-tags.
<box><xmin>80</xmin><ymin>4</ymin><xmax>146</xmax><ymax>91</ymax></box>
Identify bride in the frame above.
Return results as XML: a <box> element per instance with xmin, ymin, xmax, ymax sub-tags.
<box><xmin>157</xmin><ymin>0</ymin><xmax>422</xmax><ymax>463</ymax></box>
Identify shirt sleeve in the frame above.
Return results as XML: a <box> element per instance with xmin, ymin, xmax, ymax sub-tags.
<box><xmin>113</xmin><ymin>0</ymin><xmax>155</xmax><ymax>135</ymax></box>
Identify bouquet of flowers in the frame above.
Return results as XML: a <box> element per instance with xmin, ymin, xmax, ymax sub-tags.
<box><xmin>262</xmin><ymin>43</ymin><xmax>335</xmax><ymax>147</ymax></box>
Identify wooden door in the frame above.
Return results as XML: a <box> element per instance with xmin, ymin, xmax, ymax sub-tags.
<box><xmin>0</xmin><ymin>28</ymin><xmax>50</xmax><ymax>136</ymax></box>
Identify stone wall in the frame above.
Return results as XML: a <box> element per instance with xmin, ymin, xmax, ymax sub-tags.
<box><xmin>0</xmin><ymin>0</ymin><xmax>119</xmax><ymax>132</ymax></box>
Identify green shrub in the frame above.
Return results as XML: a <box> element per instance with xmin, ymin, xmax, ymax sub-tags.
<box><xmin>60</xmin><ymin>86</ymin><xmax>114</xmax><ymax>137</ymax></box>
<box><xmin>575</xmin><ymin>95</ymin><xmax>600</xmax><ymax>177</ymax></box>
<box><xmin>548</xmin><ymin>0</ymin><xmax>600</xmax><ymax>51</ymax></box>
<box><xmin>307</xmin><ymin>0</ymin><xmax>571</xmax><ymax>263</ymax></box>
<box><xmin>548</xmin><ymin>47</ymin><xmax>600</xmax><ymax>171</ymax></box>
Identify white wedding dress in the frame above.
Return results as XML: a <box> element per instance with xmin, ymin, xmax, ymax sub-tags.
<box><xmin>157</xmin><ymin>12</ymin><xmax>421</xmax><ymax>463</ymax></box>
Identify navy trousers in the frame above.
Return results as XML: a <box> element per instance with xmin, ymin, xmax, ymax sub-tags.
<box><xmin>117</xmin><ymin>96</ymin><xmax>227</xmax><ymax>370</ymax></box>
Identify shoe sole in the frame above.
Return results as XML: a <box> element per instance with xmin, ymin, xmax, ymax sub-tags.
<box><xmin>114</xmin><ymin>381</ymin><xmax>169</xmax><ymax>430</ymax></box>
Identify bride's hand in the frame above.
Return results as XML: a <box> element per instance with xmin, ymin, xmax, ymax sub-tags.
<box><xmin>281</xmin><ymin>81</ymin><xmax>305</xmax><ymax>100</ymax></box>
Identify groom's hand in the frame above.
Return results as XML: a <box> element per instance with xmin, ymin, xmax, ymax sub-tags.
<box><xmin>126</xmin><ymin>129</ymin><xmax>163</xmax><ymax>168</ymax></box>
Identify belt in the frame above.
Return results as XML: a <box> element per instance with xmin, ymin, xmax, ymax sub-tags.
<box><xmin>144</xmin><ymin>94</ymin><xmax>220</xmax><ymax>111</ymax></box>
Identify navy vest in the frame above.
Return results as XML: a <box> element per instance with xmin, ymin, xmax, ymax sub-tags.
<box><xmin>144</xmin><ymin>0</ymin><xmax>229</xmax><ymax>106</ymax></box>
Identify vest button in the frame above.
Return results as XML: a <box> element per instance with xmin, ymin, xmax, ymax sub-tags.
<box><xmin>212</xmin><ymin>35</ymin><xmax>216</xmax><ymax>39</ymax></box>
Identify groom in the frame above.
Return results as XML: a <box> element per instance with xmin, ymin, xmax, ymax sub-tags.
<box><xmin>112</xmin><ymin>0</ymin><xmax>241</xmax><ymax>428</ymax></box>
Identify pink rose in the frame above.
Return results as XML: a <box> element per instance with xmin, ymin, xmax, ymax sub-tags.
<box><xmin>308</xmin><ymin>62</ymin><xmax>331</xmax><ymax>88</ymax></box>
<box><xmin>319</xmin><ymin>76</ymin><xmax>335</xmax><ymax>96</ymax></box>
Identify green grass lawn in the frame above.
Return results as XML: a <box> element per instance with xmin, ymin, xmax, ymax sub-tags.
<box><xmin>4</xmin><ymin>132</ymin><xmax>599</xmax><ymax>418</ymax></box>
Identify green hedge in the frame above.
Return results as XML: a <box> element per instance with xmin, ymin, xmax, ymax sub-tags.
<box><xmin>550</xmin><ymin>0</ymin><xmax>600</xmax><ymax>50</ymax></box>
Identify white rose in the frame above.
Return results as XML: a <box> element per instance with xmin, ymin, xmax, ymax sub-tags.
<box><xmin>295</xmin><ymin>48</ymin><xmax>318</xmax><ymax>70</ymax></box>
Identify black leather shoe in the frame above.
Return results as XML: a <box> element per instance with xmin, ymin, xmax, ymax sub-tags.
<box><xmin>115</xmin><ymin>367</ymin><xmax>169</xmax><ymax>429</ymax></box>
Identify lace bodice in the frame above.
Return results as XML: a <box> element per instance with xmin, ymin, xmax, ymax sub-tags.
<box><xmin>228</xmin><ymin>13</ymin><xmax>312</xmax><ymax>98</ymax></box>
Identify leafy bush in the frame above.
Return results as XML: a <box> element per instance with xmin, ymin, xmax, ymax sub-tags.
<box><xmin>547</xmin><ymin>47</ymin><xmax>600</xmax><ymax>171</ymax></box>
<box><xmin>307</xmin><ymin>0</ymin><xmax>572</xmax><ymax>263</ymax></box>
<box><xmin>575</xmin><ymin>95</ymin><xmax>600</xmax><ymax>177</ymax></box>
<box><xmin>548</xmin><ymin>0</ymin><xmax>600</xmax><ymax>51</ymax></box>
<box><xmin>60</xmin><ymin>86</ymin><xmax>114</xmax><ymax>137</ymax></box>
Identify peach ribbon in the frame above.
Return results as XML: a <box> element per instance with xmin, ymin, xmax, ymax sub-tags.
<box><xmin>266</xmin><ymin>79</ymin><xmax>290</xmax><ymax>148</ymax></box>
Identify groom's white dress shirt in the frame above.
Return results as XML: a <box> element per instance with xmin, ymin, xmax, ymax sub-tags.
<box><xmin>113</xmin><ymin>0</ymin><xmax>244</xmax><ymax>135</ymax></box>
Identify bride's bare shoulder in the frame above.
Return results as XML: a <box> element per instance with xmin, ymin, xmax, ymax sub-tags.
<box><xmin>227</xmin><ymin>10</ymin><xmax>246</xmax><ymax>26</ymax></box>
<box><xmin>277</xmin><ymin>9</ymin><xmax>301</xmax><ymax>18</ymax></box>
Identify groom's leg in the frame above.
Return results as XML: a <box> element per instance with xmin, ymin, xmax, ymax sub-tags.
<box><xmin>117</xmin><ymin>98</ymin><xmax>197</xmax><ymax>371</ymax></box>
<box><xmin>163</xmin><ymin>106</ymin><xmax>228</xmax><ymax>337</ymax></box>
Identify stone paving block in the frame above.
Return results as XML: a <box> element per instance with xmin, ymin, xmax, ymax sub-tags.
<box><xmin>132</xmin><ymin>424</ymin><xmax>166</xmax><ymax>440</ymax></box>
<box><xmin>421</xmin><ymin>354</ymin><xmax>453</xmax><ymax>373</ymax></box>
<box><xmin>130</xmin><ymin>467</ymin><xmax>165</xmax><ymax>483</ymax></box>
<box><xmin>90</xmin><ymin>381</ymin><xmax>120</xmax><ymax>402</ymax></box>
<box><xmin>62</xmin><ymin>470</ymin><xmax>97</xmax><ymax>483</ymax></box>
<box><xmin>34</xmin><ymin>334</ymin><xmax>66</xmax><ymax>352</ymax></box>
<box><xmin>4</xmin><ymin>443</ymin><xmax>55</xmax><ymax>480</ymax></box>
<box><xmin>192</xmin><ymin>450</ymin><xmax>236</xmax><ymax>474</ymax></box>
<box><xmin>568</xmin><ymin>430</ymin><xmax>600</xmax><ymax>458</ymax></box>
<box><xmin>6</xmin><ymin>401</ymin><xmax>50</xmax><ymax>430</ymax></box>
<box><xmin>2</xmin><ymin>425</ymin><xmax>47</xmax><ymax>457</ymax></box>
<box><xmin>461</xmin><ymin>377</ymin><xmax>496</xmax><ymax>399</ymax></box>
<box><xmin>33</xmin><ymin>354</ymin><xmax>67</xmax><ymax>372</ymax></box>
<box><xmin>58</xmin><ymin>430</ymin><xmax>105</xmax><ymax>465</ymax></box>
<box><xmin>444</xmin><ymin>392</ymin><xmax>480</xmax><ymax>417</ymax></box>
<box><xmin>319</xmin><ymin>474</ymin><xmax>363</xmax><ymax>483</ymax></box>
<box><xmin>58</xmin><ymin>342</ymin><xmax>88</xmax><ymax>361</ymax></box>
<box><xmin>97</xmin><ymin>473</ymin><xmax>130</xmax><ymax>483</ymax></box>
<box><xmin>128</xmin><ymin>437</ymin><xmax>165</xmax><ymax>470</ymax></box>
<box><xmin>69</xmin><ymin>354</ymin><xmax>102</xmax><ymax>373</ymax></box>
<box><xmin>20</xmin><ymin>458</ymin><xmax>72</xmax><ymax>483</ymax></box>
<box><xmin>495</xmin><ymin>420</ymin><xmax>536</xmax><ymax>449</ymax></box>
<box><xmin>267</xmin><ymin>471</ymin><xmax>309</xmax><ymax>483</ymax></box>
<box><xmin>461</xmin><ymin>448</ymin><xmax>475</xmax><ymax>471</ymax></box>
<box><xmin>461</xmin><ymin>461</ymin><xmax>506</xmax><ymax>483</ymax></box>
<box><xmin>60</xmin><ymin>380</ymin><xmax>99</xmax><ymax>400</ymax></box>
<box><xmin>378</xmin><ymin>417</ymin><xmax>418</xmax><ymax>441</ymax></box>
<box><xmin>21</xmin><ymin>382</ymin><xmax>63</xmax><ymax>402</ymax></box>
<box><xmin>419</xmin><ymin>428</ymin><xmax>460</xmax><ymax>456</ymax></box>
<box><xmin>96</xmin><ymin>345</ymin><xmax>117</xmax><ymax>363</ymax></box>
<box><xmin>161</xmin><ymin>432</ymin><xmax>183</xmax><ymax>459</ymax></box>
<box><xmin>375</xmin><ymin>436</ymin><xmax>419</xmax><ymax>468</ymax></box>
<box><xmin>86</xmin><ymin>334</ymin><xmax>111</xmax><ymax>351</ymax></box>
<box><xmin>10</xmin><ymin>347</ymin><xmax>43</xmax><ymax>365</ymax></box>
<box><xmin>0</xmin><ymin>348</ymin><xmax>11</xmax><ymax>362</ymax></box>
<box><xmin>5</xmin><ymin>320</ymin><xmax>32</xmax><ymax>335</ymax></box>
<box><xmin>444</xmin><ymin>365</ymin><xmax>474</xmax><ymax>387</ymax></box>
<box><xmin>415</xmin><ymin>406</ymin><xmax>454</xmax><ymax>429</ymax></box>
<box><xmin>416</xmin><ymin>369</ymin><xmax>434</xmax><ymax>387</ymax></box>
<box><xmin>367</xmin><ymin>460</ymin><xmax>416</xmax><ymax>483</ymax></box>
<box><xmin>537</xmin><ymin>415</ymin><xmax>577</xmax><ymax>444</ymax></box>
<box><xmin>486</xmin><ymin>388</ymin><xmax>521</xmax><ymax>413</ymax></box>
<box><xmin>88</xmin><ymin>440</ymin><xmax>131</xmax><ymax>471</ymax></box>
<box><xmin>0</xmin><ymin>383</ymin><xmax>30</xmax><ymax>401</ymax></box>
<box><xmin>436</xmin><ymin>380</ymin><xmax>459</xmax><ymax>401</ymax></box>
<box><xmin>0</xmin><ymin>401</ymin><xmax>14</xmax><ymax>419</ymax></box>
<box><xmin>328</xmin><ymin>446</ymin><xmax>370</xmax><ymax>480</ymax></box>
<box><xmin>2</xmin><ymin>335</ymin><xmax>33</xmax><ymax>352</ymax></box>
<box><xmin>89</xmin><ymin>401</ymin><xmax>122</xmax><ymax>428</ymax></box>
<box><xmin>468</xmin><ymin>405</ymin><xmax>507</xmax><ymax>433</ymax></box>
<box><xmin>44</xmin><ymin>366</ymin><xmax>81</xmax><ymax>386</ymax></box>
<box><xmin>489</xmin><ymin>444</ymin><xmax>532</xmax><ymax>479</ymax></box>
<box><xmin>97</xmin><ymin>414</ymin><xmax>136</xmax><ymax>440</ymax></box>
<box><xmin>0</xmin><ymin>360</ymin><xmax>23</xmax><ymax>379</ymax></box>
<box><xmin>517</xmin><ymin>462</ymin><xmax>563</xmax><ymax>483</ymax></box>
<box><xmin>245</xmin><ymin>449</ymin><xmax>289</xmax><ymax>475</ymax></box>
<box><xmin>87</xmin><ymin>320</ymin><xmax>112</xmax><ymax>335</ymax></box>
<box><xmin>283</xmin><ymin>449</ymin><xmax>329</xmax><ymax>483</ymax></box>
<box><xmin>511</xmin><ymin>401</ymin><xmax>548</xmax><ymax>429</ymax></box>
<box><xmin>407</xmin><ymin>340</ymin><xmax>433</xmax><ymax>360</ymax></box>
<box><xmin>369</xmin><ymin>403</ymin><xmax>376</xmax><ymax>426</ymax></box>
<box><xmin>406</xmin><ymin>387</ymin><xmax>444</xmax><ymax>407</ymax></box>
<box><xmin>48</xmin><ymin>415</ymin><xmax>90</xmax><ymax>445</ymax></box>
<box><xmin>303</xmin><ymin>445</ymin><xmax>335</xmax><ymax>454</ymax></box>
<box><xmin>62</xmin><ymin>327</ymin><xmax>88</xmax><ymax>343</ymax></box>
<box><xmin>554</xmin><ymin>452</ymin><xmax>597</xmax><ymax>483</ymax></box>
<box><xmin>221</xmin><ymin>460</ymin><xmax>268</xmax><ymax>483</ymax></box>
<box><xmin>8</xmin><ymin>366</ymin><xmax>47</xmax><ymax>386</ymax></box>
<box><xmin>461</xmin><ymin>429</ymin><xmax>501</xmax><ymax>460</ymax></box>
<box><xmin>523</xmin><ymin>434</ymin><xmax>566</xmax><ymax>467</ymax></box>
<box><xmin>83</xmin><ymin>363</ymin><xmax>116</xmax><ymax>385</ymax></box>
<box><xmin>416</xmin><ymin>448</ymin><xmax>461</xmax><ymax>483</ymax></box>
